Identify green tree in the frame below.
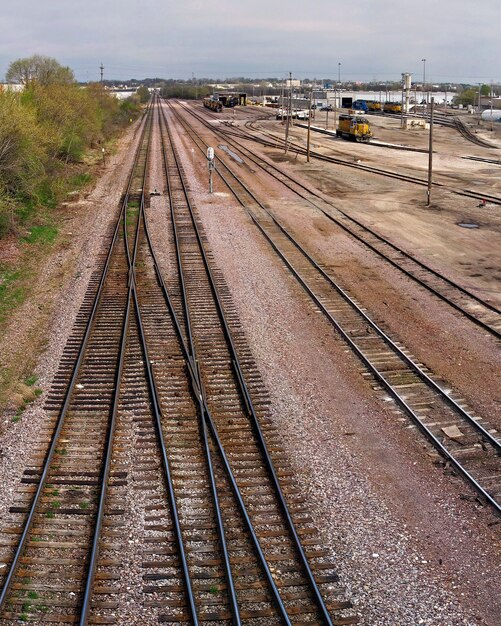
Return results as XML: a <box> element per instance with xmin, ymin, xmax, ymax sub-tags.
<box><xmin>453</xmin><ymin>88</ymin><xmax>476</xmax><ymax>106</ymax></box>
<box><xmin>6</xmin><ymin>55</ymin><xmax>74</xmax><ymax>86</ymax></box>
<box><xmin>136</xmin><ymin>85</ymin><xmax>150</xmax><ymax>103</ymax></box>
<box><xmin>480</xmin><ymin>84</ymin><xmax>491</xmax><ymax>96</ymax></box>
<box><xmin>0</xmin><ymin>57</ymin><xmax>143</xmax><ymax>238</ymax></box>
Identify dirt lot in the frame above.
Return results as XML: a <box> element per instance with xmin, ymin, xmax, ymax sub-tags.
<box><xmin>0</xmin><ymin>101</ymin><xmax>499</xmax><ymax>625</ymax></box>
<box><xmin>168</xmin><ymin>100</ymin><xmax>500</xmax><ymax>625</ymax></box>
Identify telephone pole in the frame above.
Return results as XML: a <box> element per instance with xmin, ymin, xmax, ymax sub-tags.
<box><xmin>306</xmin><ymin>88</ymin><xmax>313</xmax><ymax>163</ymax></box>
<box><xmin>426</xmin><ymin>97</ymin><xmax>434</xmax><ymax>207</ymax></box>
<box><xmin>285</xmin><ymin>72</ymin><xmax>292</xmax><ymax>153</ymax></box>
<box><xmin>100</xmin><ymin>63</ymin><xmax>104</xmax><ymax>84</ymax></box>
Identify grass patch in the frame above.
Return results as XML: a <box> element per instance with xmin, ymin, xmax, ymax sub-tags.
<box><xmin>0</xmin><ymin>267</ymin><xmax>25</xmax><ymax>326</ymax></box>
<box><xmin>70</xmin><ymin>172</ymin><xmax>92</xmax><ymax>187</ymax></box>
<box><xmin>24</xmin><ymin>375</ymin><xmax>38</xmax><ymax>386</ymax></box>
<box><xmin>27</xmin><ymin>591</ymin><xmax>39</xmax><ymax>600</ymax></box>
<box><xmin>45</xmin><ymin>511</ymin><xmax>55</xmax><ymax>519</ymax></box>
<box><xmin>79</xmin><ymin>500</ymin><xmax>90</xmax><ymax>510</ymax></box>
<box><xmin>12</xmin><ymin>402</ymin><xmax>27</xmax><ymax>422</ymax></box>
<box><xmin>22</xmin><ymin>225</ymin><xmax>58</xmax><ymax>246</ymax></box>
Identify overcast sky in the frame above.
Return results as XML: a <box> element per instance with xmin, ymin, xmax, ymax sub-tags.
<box><xmin>1</xmin><ymin>0</ymin><xmax>499</xmax><ymax>83</ymax></box>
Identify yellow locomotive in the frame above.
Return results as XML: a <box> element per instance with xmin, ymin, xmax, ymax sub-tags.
<box><xmin>336</xmin><ymin>114</ymin><xmax>372</xmax><ymax>142</ymax></box>
<box><xmin>203</xmin><ymin>97</ymin><xmax>223</xmax><ymax>113</ymax></box>
<box><xmin>367</xmin><ymin>100</ymin><xmax>382</xmax><ymax>112</ymax></box>
<box><xmin>383</xmin><ymin>101</ymin><xmax>402</xmax><ymax>114</ymax></box>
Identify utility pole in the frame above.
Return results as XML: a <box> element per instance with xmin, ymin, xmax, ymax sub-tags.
<box><xmin>490</xmin><ymin>83</ymin><xmax>494</xmax><ymax>132</ymax></box>
<box><xmin>400</xmin><ymin>77</ymin><xmax>405</xmax><ymax>128</ymax></box>
<box><xmin>426</xmin><ymin>97</ymin><xmax>434</xmax><ymax>207</ymax></box>
<box><xmin>285</xmin><ymin>72</ymin><xmax>292</xmax><ymax>153</ymax></box>
<box><xmin>100</xmin><ymin>63</ymin><xmax>104</xmax><ymax>84</ymax></box>
<box><xmin>478</xmin><ymin>83</ymin><xmax>482</xmax><ymax>116</ymax></box>
<box><xmin>338</xmin><ymin>62</ymin><xmax>341</xmax><ymax>84</ymax></box>
<box><xmin>333</xmin><ymin>87</ymin><xmax>337</xmax><ymax>128</ymax></box>
<box><xmin>306</xmin><ymin>88</ymin><xmax>313</xmax><ymax>163</ymax></box>
<box><xmin>421</xmin><ymin>58</ymin><xmax>426</xmax><ymax>101</ymax></box>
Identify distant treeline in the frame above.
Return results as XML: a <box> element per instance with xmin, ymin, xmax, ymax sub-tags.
<box><xmin>0</xmin><ymin>55</ymin><xmax>143</xmax><ymax>238</ymax></box>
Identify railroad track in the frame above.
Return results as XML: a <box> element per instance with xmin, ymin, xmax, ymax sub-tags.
<box><xmin>228</xmin><ymin>108</ymin><xmax>501</xmax><ymax>206</ymax></box>
<box><xmin>452</xmin><ymin>117</ymin><xmax>498</xmax><ymax>149</ymax></box>
<box><xmin>0</xmin><ymin>103</ymin><xmax>155</xmax><ymax>623</ymax></box>
<box><xmin>152</xmin><ymin>97</ymin><xmax>355</xmax><ymax>623</ymax></box>
<box><xmin>178</xmin><ymin>101</ymin><xmax>501</xmax><ymax>341</ymax></box>
<box><xmin>0</xmin><ymin>95</ymin><xmax>357</xmax><ymax>624</ymax></box>
<box><xmin>166</xmin><ymin>99</ymin><xmax>501</xmax><ymax>515</ymax></box>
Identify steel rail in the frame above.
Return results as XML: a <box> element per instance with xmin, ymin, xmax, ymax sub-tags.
<box><xmin>213</xmin><ymin>105</ymin><xmax>501</xmax><ymax>205</ymax></box>
<box><xmin>130</xmin><ymin>279</ymin><xmax>201</xmax><ymax>625</ymax></box>
<box><xmin>160</xmin><ymin>98</ymin><xmax>336</xmax><ymax>624</ymax></box>
<box><xmin>168</xmin><ymin>101</ymin><xmax>501</xmax><ymax>515</ymax></box>
<box><xmin>0</xmin><ymin>108</ymin><xmax>151</xmax><ymax>613</ymax></box>
<box><xmin>236</xmin><ymin>117</ymin><xmax>501</xmax><ymax>318</ymax></box>
<box><xmin>79</xmin><ymin>103</ymin><xmax>155</xmax><ymax>623</ymax></box>
<box><xmin>156</xmin><ymin>99</ymin><xmax>293</xmax><ymax>625</ymax></box>
<box><xmin>246</xmin><ymin>214</ymin><xmax>501</xmax><ymax>516</ymax></box>
<box><xmin>179</xmin><ymin>101</ymin><xmax>501</xmax><ymax>337</ymax></box>
<box><xmin>171</xmin><ymin>101</ymin><xmax>501</xmax><ymax>453</ymax></box>
<box><xmin>187</xmin><ymin>103</ymin><xmax>501</xmax><ymax>318</ymax></box>
<box><xmin>153</xmin><ymin>97</ymin><xmax>241</xmax><ymax>624</ymax></box>
<box><xmin>129</xmin><ymin>98</ymin><xmax>201</xmax><ymax>625</ymax></box>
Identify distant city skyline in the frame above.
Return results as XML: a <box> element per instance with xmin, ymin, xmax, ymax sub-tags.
<box><xmin>1</xmin><ymin>0</ymin><xmax>499</xmax><ymax>84</ymax></box>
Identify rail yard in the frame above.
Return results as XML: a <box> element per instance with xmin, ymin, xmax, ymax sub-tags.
<box><xmin>0</xmin><ymin>94</ymin><xmax>500</xmax><ymax>626</ymax></box>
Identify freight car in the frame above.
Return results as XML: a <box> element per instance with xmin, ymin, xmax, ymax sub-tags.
<box><xmin>336</xmin><ymin>114</ymin><xmax>372</xmax><ymax>142</ymax></box>
<box><xmin>383</xmin><ymin>101</ymin><xmax>402</xmax><ymax>114</ymax></box>
<box><xmin>203</xmin><ymin>97</ymin><xmax>223</xmax><ymax>112</ymax></box>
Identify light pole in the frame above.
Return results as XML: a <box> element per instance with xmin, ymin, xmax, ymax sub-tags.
<box><xmin>338</xmin><ymin>62</ymin><xmax>341</xmax><ymax>85</ymax></box>
<box><xmin>421</xmin><ymin>58</ymin><xmax>426</xmax><ymax>107</ymax></box>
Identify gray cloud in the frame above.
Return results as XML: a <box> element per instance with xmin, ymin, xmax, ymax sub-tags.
<box><xmin>1</xmin><ymin>0</ymin><xmax>499</xmax><ymax>82</ymax></box>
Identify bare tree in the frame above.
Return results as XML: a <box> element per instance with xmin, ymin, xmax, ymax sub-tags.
<box><xmin>6</xmin><ymin>55</ymin><xmax>74</xmax><ymax>86</ymax></box>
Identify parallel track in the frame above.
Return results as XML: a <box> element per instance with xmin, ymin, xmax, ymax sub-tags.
<box><xmin>212</xmin><ymin>104</ymin><xmax>501</xmax><ymax>206</ymax></box>
<box><xmin>179</xmin><ymin>101</ymin><xmax>501</xmax><ymax>340</ymax></box>
<box><xmin>153</xmin><ymin>97</ymin><xmax>355</xmax><ymax>624</ymax></box>
<box><xmin>166</xmin><ymin>99</ymin><xmax>501</xmax><ymax>515</ymax></box>
<box><xmin>0</xmin><ymin>104</ymin><xmax>154</xmax><ymax>623</ymax></box>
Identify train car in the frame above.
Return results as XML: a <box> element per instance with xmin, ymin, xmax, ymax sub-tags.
<box><xmin>203</xmin><ymin>97</ymin><xmax>223</xmax><ymax>113</ymax></box>
<box><xmin>352</xmin><ymin>100</ymin><xmax>369</xmax><ymax>113</ymax></box>
<box><xmin>383</xmin><ymin>101</ymin><xmax>402</xmax><ymax>114</ymax></box>
<box><xmin>336</xmin><ymin>114</ymin><xmax>372</xmax><ymax>142</ymax></box>
<box><xmin>367</xmin><ymin>100</ymin><xmax>382</xmax><ymax>112</ymax></box>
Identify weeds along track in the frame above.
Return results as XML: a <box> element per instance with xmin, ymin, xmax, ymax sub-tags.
<box><xmin>179</xmin><ymin>101</ymin><xmax>501</xmax><ymax>341</ymax></box>
<box><xmin>166</xmin><ymin>100</ymin><xmax>501</xmax><ymax>517</ymax></box>
<box><xmin>152</xmin><ymin>97</ymin><xmax>355</xmax><ymax>624</ymax></box>
<box><xmin>0</xmin><ymin>103</ymin><xmax>154</xmax><ymax>623</ymax></box>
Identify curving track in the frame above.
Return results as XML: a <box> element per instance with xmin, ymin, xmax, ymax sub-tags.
<box><xmin>165</xmin><ymin>99</ymin><xmax>501</xmax><ymax>515</ymax></box>
<box><xmin>178</xmin><ymin>101</ymin><xmax>501</xmax><ymax>341</ymax></box>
